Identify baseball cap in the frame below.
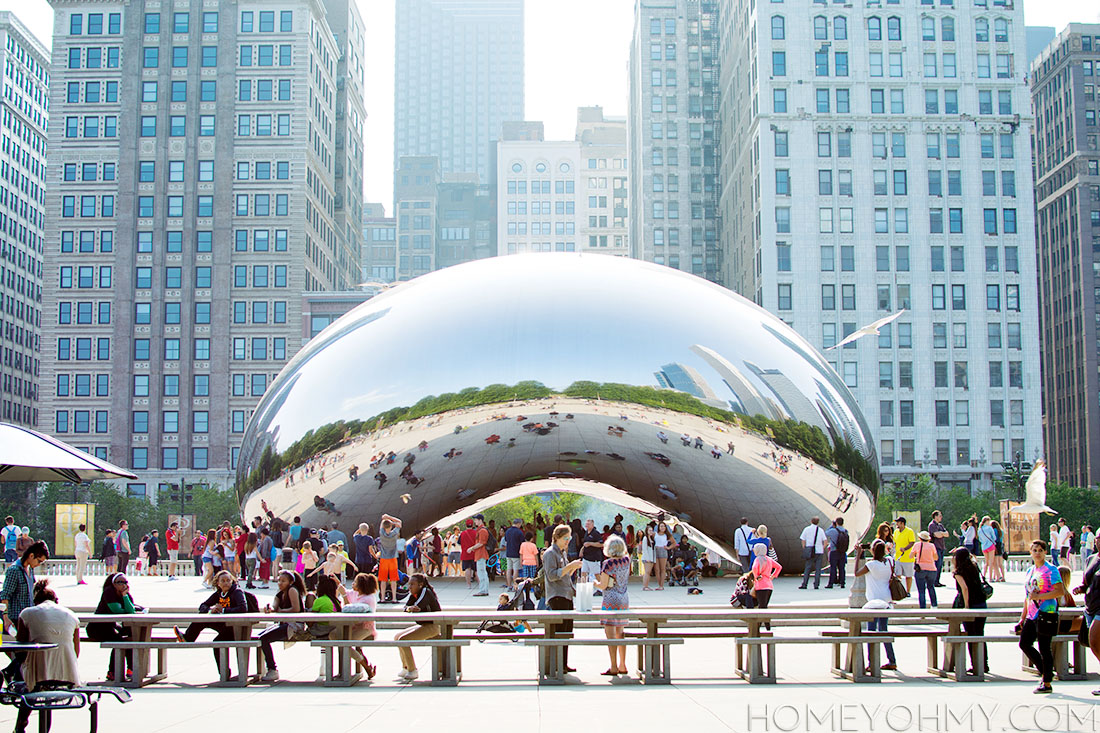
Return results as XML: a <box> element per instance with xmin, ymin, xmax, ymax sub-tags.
<box><xmin>465</xmin><ymin>518</ymin><xmax>474</xmax><ymax>527</ymax></box>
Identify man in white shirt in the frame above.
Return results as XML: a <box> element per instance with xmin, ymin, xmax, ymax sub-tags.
<box><xmin>798</xmin><ymin>516</ymin><xmax>830</xmax><ymax>590</ymax></box>
<box><xmin>73</xmin><ymin>523</ymin><xmax>92</xmax><ymax>585</ymax></box>
<box><xmin>1055</xmin><ymin>518</ymin><xmax>1072</xmax><ymax>564</ymax></box>
<box><xmin>733</xmin><ymin>517</ymin><xmax>755</xmax><ymax>571</ymax></box>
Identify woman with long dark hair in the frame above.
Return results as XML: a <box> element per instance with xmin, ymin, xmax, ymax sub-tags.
<box><xmin>952</xmin><ymin>547</ymin><xmax>988</xmax><ymax>674</ymax></box>
<box><xmin>86</xmin><ymin>573</ymin><xmax>143</xmax><ymax>681</ymax></box>
<box><xmin>394</xmin><ymin>573</ymin><xmax>442</xmax><ymax>682</ymax></box>
<box><xmin>255</xmin><ymin>570</ymin><xmax>306</xmax><ymax>682</ymax></box>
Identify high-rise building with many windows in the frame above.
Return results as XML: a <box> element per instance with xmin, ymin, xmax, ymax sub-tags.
<box><xmin>1032</xmin><ymin>24</ymin><xmax>1100</xmax><ymax>487</ymax></box>
<box><xmin>42</xmin><ymin>0</ymin><xmax>364</xmax><ymax>497</ymax></box>
<box><xmin>0</xmin><ymin>12</ymin><xmax>48</xmax><ymax>427</ymax></box>
<box><xmin>716</xmin><ymin>0</ymin><xmax>1043</xmax><ymax>491</ymax></box>
<box><xmin>629</xmin><ymin>0</ymin><xmax>722</xmax><ymax>284</ymax></box>
<box><xmin>394</xmin><ymin>0</ymin><xmax>524</xmax><ymax>185</ymax></box>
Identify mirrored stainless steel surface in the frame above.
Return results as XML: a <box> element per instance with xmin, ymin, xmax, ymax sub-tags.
<box><xmin>238</xmin><ymin>254</ymin><xmax>878</xmax><ymax>563</ymax></box>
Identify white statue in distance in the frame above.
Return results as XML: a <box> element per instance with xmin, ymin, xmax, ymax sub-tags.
<box><xmin>1009</xmin><ymin>459</ymin><xmax>1056</xmax><ymax>515</ymax></box>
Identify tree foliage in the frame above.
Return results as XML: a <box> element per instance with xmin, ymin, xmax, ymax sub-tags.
<box><xmin>26</xmin><ymin>481</ymin><xmax>241</xmax><ymax>555</ymax></box>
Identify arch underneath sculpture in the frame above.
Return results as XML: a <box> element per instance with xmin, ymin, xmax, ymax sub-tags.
<box><xmin>425</xmin><ymin>477</ymin><xmax>735</xmax><ymax>561</ymax></box>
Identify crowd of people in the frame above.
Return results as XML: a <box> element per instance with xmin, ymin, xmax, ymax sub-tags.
<box><xmin>1</xmin><ymin>503</ymin><xmax>1099</xmax><ymax>698</ymax></box>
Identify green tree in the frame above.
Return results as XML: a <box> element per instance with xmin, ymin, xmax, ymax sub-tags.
<box><xmin>477</xmin><ymin>495</ymin><xmax>547</xmax><ymax>529</ymax></box>
<box><xmin>547</xmin><ymin>492</ymin><xmax>587</xmax><ymax>523</ymax></box>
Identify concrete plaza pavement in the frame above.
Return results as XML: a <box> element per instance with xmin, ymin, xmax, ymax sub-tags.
<box><xmin>3</xmin><ymin>569</ymin><xmax>1098</xmax><ymax>732</ymax></box>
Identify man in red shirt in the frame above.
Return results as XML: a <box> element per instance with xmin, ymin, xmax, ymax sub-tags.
<box><xmin>165</xmin><ymin>522</ymin><xmax>180</xmax><ymax>580</ymax></box>
<box><xmin>458</xmin><ymin>518</ymin><xmax>477</xmax><ymax>589</ymax></box>
<box><xmin>470</xmin><ymin>514</ymin><xmax>490</xmax><ymax>596</ymax></box>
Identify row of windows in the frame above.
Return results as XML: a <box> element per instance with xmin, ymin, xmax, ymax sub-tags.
<box><xmin>58</xmin><ymin>265</ymin><xmax>111</xmax><ymax>289</ymax></box>
<box><xmin>62</xmin><ymin>163</ymin><xmax>115</xmax><ymax>183</ymax></box>
<box><xmin>64</xmin><ymin>116</ymin><xmax>117</xmax><ymax>139</ymax></box>
<box><xmin>772</xmin><ymin>49</ymin><xmax>1015</xmax><ymax>80</ymax></box>
<box><xmin>778</xmin><ymin>244</ymin><xmax>1019</xmax><ymax>275</ymax></box>
<box><xmin>55</xmin><ymin>374</ymin><xmax>110</xmax><ymax>397</ymax></box>
<box><xmin>57</xmin><ymin>301</ymin><xmax>111</xmax><ymax>325</ymax></box>
<box><xmin>130</xmin><ymin>447</ymin><xmax>211</xmax><ymax>471</ymax></box>
<box><xmin>56</xmin><ymin>337</ymin><xmax>110</xmax><ymax>361</ymax></box>
<box><xmin>65</xmin><ymin>81</ymin><xmax>118</xmax><ymax>104</ymax></box>
<box><xmin>505</xmin><ymin>180</ymin><xmax>576</xmax><ymax>195</ymax></box>
<box><xmin>238</xmin><ymin>45</ymin><xmax>293</xmax><ymax>67</ymax></box>
<box><xmin>132</xmin><ymin>337</ymin><xmax>217</xmax><ymax>362</ymax></box>
<box><xmin>230</xmin><ymin>301</ymin><xmax>288</xmax><ymax>324</ymax></box>
<box><xmin>142</xmin><ymin>11</ymin><xmax>218</xmax><ymax>35</ymax></box>
<box><xmin>237</xmin><ymin>78</ymin><xmax>292</xmax><ymax>102</ymax></box>
<box><xmin>879</xmin><ymin>438</ymin><xmax>1026</xmax><ymax>472</ymax></box>
<box><xmin>796</xmin><ymin>283</ymin><xmax>1021</xmax><ymax>312</ymax></box>
<box><xmin>505</xmin><ymin>201</ymin><xmax>577</xmax><ymax>215</ymax></box>
<box><xmin>68</xmin><ymin>12</ymin><xmax>122</xmax><ymax>36</ymax></box>
<box><xmin>875</xmin><ymin>399</ymin><xmax>1025</xmax><ymax>429</ymax></box>
<box><xmin>236</xmin><ymin>114</ymin><xmax>292</xmax><ymax>136</ymax></box>
<box><xmin>54</xmin><ymin>409</ymin><xmax>109</xmax><ymax>434</ymax></box>
<box><xmin>66</xmin><ymin>47</ymin><xmax>120</xmax><ymax>70</ymax></box>
<box><xmin>867</xmin><ymin>360</ymin><xmax>1024</xmax><ymax>391</ymax></box>
<box><xmin>235</xmin><ymin>161</ymin><xmax>292</xmax><ymax>180</ymax></box>
<box><xmin>234</xmin><ymin>229</ymin><xmax>290</xmax><ymax>251</ymax></box>
<box><xmin>132</xmin><ymin>373</ymin><xmax>216</xmax><ymax>397</ymax></box>
<box><xmin>59</xmin><ymin>231</ymin><xmax>113</xmax><ymax>254</ymax></box>
<box><xmin>141</xmin><ymin>80</ymin><xmax>217</xmax><ymax>103</ymax></box>
<box><xmin>775</xmin><ymin>128</ymin><xmax>1015</xmax><ymax>162</ymax></box>
<box><xmin>769</xmin><ymin>14</ymin><xmax>1011</xmax><ymax>44</ymax></box>
<box><xmin>131</xmin><ymin>265</ymin><xmax>289</xmax><ymax>290</ymax></box>
<box><xmin>817</xmin><ymin>320</ymin><xmax>1022</xmax><ymax>351</ymax></box>
<box><xmin>139</xmin><ymin>114</ymin><xmax>216</xmax><ymax>137</ymax></box>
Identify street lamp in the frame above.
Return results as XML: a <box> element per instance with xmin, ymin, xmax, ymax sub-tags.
<box><xmin>999</xmin><ymin>451</ymin><xmax>1031</xmax><ymax>503</ymax></box>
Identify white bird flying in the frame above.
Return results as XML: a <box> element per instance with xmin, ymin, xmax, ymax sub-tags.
<box><xmin>826</xmin><ymin>310</ymin><xmax>906</xmax><ymax>351</ymax></box>
<box><xmin>1009</xmin><ymin>460</ymin><xmax>1057</xmax><ymax>515</ymax></box>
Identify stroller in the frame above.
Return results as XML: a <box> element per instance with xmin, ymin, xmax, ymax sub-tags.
<box><xmin>476</xmin><ymin>579</ymin><xmax>537</xmax><ymax>637</ymax></box>
<box><xmin>485</xmin><ymin>551</ymin><xmax>502</xmax><ymax>581</ymax></box>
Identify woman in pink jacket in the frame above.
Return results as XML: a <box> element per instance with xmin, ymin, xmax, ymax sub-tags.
<box><xmin>750</xmin><ymin>543</ymin><xmax>782</xmax><ymax>627</ymax></box>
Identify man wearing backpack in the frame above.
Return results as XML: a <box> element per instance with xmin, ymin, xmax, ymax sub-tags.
<box><xmin>825</xmin><ymin>517</ymin><xmax>849</xmax><ymax>589</ymax></box>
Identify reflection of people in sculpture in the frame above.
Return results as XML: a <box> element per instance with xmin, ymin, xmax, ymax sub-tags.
<box><xmin>485</xmin><ymin>434</ymin><xmax>501</xmax><ymax>445</ymax></box>
<box><xmin>374</xmin><ymin>472</ymin><xmax>387</xmax><ymax>489</ymax></box>
<box><xmin>680</xmin><ymin>434</ymin><xmax>691</xmax><ymax>446</ymax></box>
<box><xmin>314</xmin><ymin>495</ymin><xmax>341</xmax><ymax>515</ymax></box>
<box><xmin>418</xmin><ymin>440</ymin><xmax>428</xmax><ymax>452</ymax></box>
<box><xmin>443</xmin><ymin>448</ymin><xmax>462</xmax><ymax>460</ymax></box>
<box><xmin>348</xmin><ymin>465</ymin><xmax>359</xmax><ymax>481</ymax></box>
<box><xmin>694</xmin><ymin>436</ymin><xmax>704</xmax><ymax>449</ymax></box>
<box><xmin>710</xmin><ymin>446</ymin><xmax>722</xmax><ymax>459</ymax></box>
<box><xmin>657</xmin><ymin>431</ymin><xmax>669</xmax><ymax>444</ymax></box>
<box><xmin>727</xmin><ymin>442</ymin><xmax>736</xmax><ymax>455</ymax></box>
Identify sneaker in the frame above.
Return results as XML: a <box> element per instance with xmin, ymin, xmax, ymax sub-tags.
<box><xmin>593</xmin><ymin>590</ymin><xmax>603</xmax><ymax>597</ymax></box>
<box><xmin>1033</xmin><ymin>684</ymin><xmax>1052</xmax><ymax>694</ymax></box>
<box><xmin>77</xmin><ymin>580</ymin><xmax>87</xmax><ymax>585</ymax></box>
<box><xmin>173</xmin><ymin>626</ymin><xmax>185</xmax><ymax>644</ymax></box>
<box><xmin>880</xmin><ymin>663</ymin><xmax>897</xmax><ymax>670</ymax></box>
<box><xmin>260</xmin><ymin>670</ymin><xmax>280</xmax><ymax>682</ymax></box>
<box><xmin>403</xmin><ymin>670</ymin><xmax>418</xmax><ymax>682</ymax></box>
<box><xmin>395</xmin><ymin>669</ymin><xmax>410</xmax><ymax>680</ymax></box>
<box><xmin>1091</xmin><ymin>688</ymin><xmax>1100</xmax><ymax>696</ymax></box>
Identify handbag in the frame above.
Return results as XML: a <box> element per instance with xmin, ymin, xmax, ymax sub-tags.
<box><xmin>888</xmin><ymin>560</ymin><xmax>909</xmax><ymax>601</ymax></box>
<box><xmin>801</xmin><ymin>527</ymin><xmax>820</xmax><ymax>560</ymax></box>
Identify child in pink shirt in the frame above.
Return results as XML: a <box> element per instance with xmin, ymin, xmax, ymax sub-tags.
<box><xmin>519</xmin><ymin>533</ymin><xmax>539</xmax><ymax>579</ymax></box>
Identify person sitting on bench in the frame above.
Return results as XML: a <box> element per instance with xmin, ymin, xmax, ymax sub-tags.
<box><xmin>13</xmin><ymin>579</ymin><xmax>81</xmax><ymax>733</ymax></box>
<box><xmin>173</xmin><ymin>571</ymin><xmax>249</xmax><ymax>678</ymax></box>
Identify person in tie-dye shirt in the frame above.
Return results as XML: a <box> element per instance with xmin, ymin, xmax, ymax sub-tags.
<box><xmin>1017</xmin><ymin>540</ymin><xmax>1064</xmax><ymax>694</ymax></box>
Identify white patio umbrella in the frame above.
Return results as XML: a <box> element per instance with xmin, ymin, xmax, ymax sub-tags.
<box><xmin>0</xmin><ymin>423</ymin><xmax>137</xmax><ymax>483</ymax></box>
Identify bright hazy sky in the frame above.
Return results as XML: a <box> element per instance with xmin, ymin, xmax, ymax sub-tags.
<box><xmin>2</xmin><ymin>0</ymin><xmax>1097</xmax><ymax>212</ymax></box>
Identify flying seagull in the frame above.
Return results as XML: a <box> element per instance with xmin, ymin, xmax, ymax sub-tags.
<box><xmin>826</xmin><ymin>310</ymin><xmax>906</xmax><ymax>351</ymax></box>
<box><xmin>1009</xmin><ymin>460</ymin><xmax>1057</xmax><ymax>515</ymax></box>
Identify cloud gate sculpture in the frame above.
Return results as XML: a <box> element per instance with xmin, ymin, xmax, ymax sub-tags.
<box><xmin>237</xmin><ymin>254</ymin><xmax>878</xmax><ymax>563</ymax></box>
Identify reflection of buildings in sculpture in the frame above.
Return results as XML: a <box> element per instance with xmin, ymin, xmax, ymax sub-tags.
<box><xmin>744</xmin><ymin>362</ymin><xmax>831</xmax><ymax>436</ymax></box>
<box><xmin>689</xmin><ymin>345</ymin><xmax>781</xmax><ymax>419</ymax></box>
<box><xmin>814</xmin><ymin>379</ymin><xmax>868</xmax><ymax>457</ymax></box>
<box><xmin>653</xmin><ymin>363</ymin><xmax>727</xmax><ymax>409</ymax></box>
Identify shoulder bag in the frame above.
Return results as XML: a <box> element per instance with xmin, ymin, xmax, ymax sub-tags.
<box><xmin>888</xmin><ymin>558</ymin><xmax>909</xmax><ymax>601</ymax></box>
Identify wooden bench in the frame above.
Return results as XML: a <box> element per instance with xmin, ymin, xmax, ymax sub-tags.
<box><xmin>100</xmin><ymin>640</ymin><xmax>265</xmax><ymax>687</ymax></box>
<box><xmin>734</xmin><ymin>635</ymin><xmax>895</xmax><ymax>684</ymax></box>
<box><xmin>311</xmin><ymin>639</ymin><xmax>470</xmax><ymax>686</ymax></box>
<box><xmin>522</xmin><ymin>637</ymin><xmax>684</xmax><ymax>685</ymax></box>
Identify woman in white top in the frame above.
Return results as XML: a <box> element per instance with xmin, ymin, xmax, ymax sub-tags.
<box><xmin>653</xmin><ymin>522</ymin><xmax>671</xmax><ymax>591</ymax></box>
<box><xmin>640</xmin><ymin>525</ymin><xmax>657</xmax><ymax>590</ymax></box>
<box><xmin>15</xmin><ymin>579</ymin><xmax>81</xmax><ymax>731</ymax></box>
<box><xmin>853</xmin><ymin>539</ymin><xmax>897</xmax><ymax>670</ymax></box>
<box><xmin>74</xmin><ymin>524</ymin><xmax>92</xmax><ymax>586</ymax></box>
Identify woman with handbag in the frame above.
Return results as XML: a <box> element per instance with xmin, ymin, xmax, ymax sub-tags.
<box><xmin>853</xmin><ymin>539</ymin><xmax>897</xmax><ymax>671</ymax></box>
<box><xmin>1017</xmin><ymin>539</ymin><xmax>1064</xmax><ymax>694</ymax></box>
<box><xmin>952</xmin><ymin>547</ymin><xmax>989</xmax><ymax>675</ymax></box>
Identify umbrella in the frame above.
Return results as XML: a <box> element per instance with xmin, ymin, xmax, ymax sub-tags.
<box><xmin>0</xmin><ymin>423</ymin><xmax>137</xmax><ymax>483</ymax></box>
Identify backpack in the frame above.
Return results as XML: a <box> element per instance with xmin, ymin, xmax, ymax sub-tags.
<box><xmin>485</xmin><ymin>531</ymin><xmax>497</xmax><ymax>554</ymax></box>
<box><xmin>243</xmin><ymin>590</ymin><xmax>260</xmax><ymax>613</ymax></box>
<box><xmin>834</xmin><ymin>528</ymin><xmax>850</xmax><ymax>554</ymax></box>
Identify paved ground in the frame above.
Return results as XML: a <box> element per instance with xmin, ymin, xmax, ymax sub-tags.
<box><xmin>5</xmin><ymin>570</ymin><xmax>1098</xmax><ymax>732</ymax></box>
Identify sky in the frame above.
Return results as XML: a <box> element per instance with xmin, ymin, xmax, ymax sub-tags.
<box><xmin>2</xmin><ymin>0</ymin><xmax>1097</xmax><ymax>212</ymax></box>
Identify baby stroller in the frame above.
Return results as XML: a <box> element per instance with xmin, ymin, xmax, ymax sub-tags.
<box><xmin>476</xmin><ymin>579</ymin><xmax>536</xmax><ymax>637</ymax></box>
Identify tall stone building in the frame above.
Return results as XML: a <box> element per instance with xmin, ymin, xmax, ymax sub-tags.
<box><xmin>1032</xmin><ymin>24</ymin><xmax>1100</xmax><ymax>487</ymax></box>
<box><xmin>714</xmin><ymin>0</ymin><xmax>1043</xmax><ymax>491</ymax></box>
<box><xmin>43</xmin><ymin>0</ymin><xmax>364</xmax><ymax>496</ymax></box>
<box><xmin>0</xmin><ymin>13</ymin><xmax>48</xmax><ymax>428</ymax></box>
<box><xmin>394</xmin><ymin>0</ymin><xmax>524</xmax><ymax>184</ymax></box>
<box><xmin>628</xmin><ymin>0</ymin><xmax>722</xmax><ymax>283</ymax></box>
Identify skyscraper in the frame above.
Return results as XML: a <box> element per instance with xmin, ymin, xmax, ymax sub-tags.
<box><xmin>394</xmin><ymin>0</ymin><xmax>524</xmax><ymax>185</ymax></box>
<box><xmin>629</xmin><ymin>0</ymin><xmax>722</xmax><ymax>284</ymax></box>
<box><xmin>716</xmin><ymin>0</ymin><xmax>1043</xmax><ymax>491</ymax></box>
<box><xmin>43</xmin><ymin>0</ymin><xmax>364</xmax><ymax>496</ymax></box>
<box><xmin>1032</xmin><ymin>24</ymin><xmax>1100</xmax><ymax>487</ymax></box>
<box><xmin>0</xmin><ymin>13</ymin><xmax>48</xmax><ymax>427</ymax></box>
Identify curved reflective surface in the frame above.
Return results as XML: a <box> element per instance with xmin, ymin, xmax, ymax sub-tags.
<box><xmin>238</xmin><ymin>254</ymin><xmax>878</xmax><ymax>562</ymax></box>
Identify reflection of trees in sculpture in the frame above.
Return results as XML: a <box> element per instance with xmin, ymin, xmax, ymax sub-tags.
<box><xmin>238</xmin><ymin>379</ymin><xmax>878</xmax><ymax>499</ymax></box>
